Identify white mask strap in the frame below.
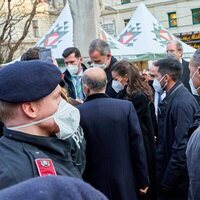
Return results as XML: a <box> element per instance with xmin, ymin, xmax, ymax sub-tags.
<box><xmin>7</xmin><ymin>115</ymin><xmax>54</xmax><ymax>130</ymax></box>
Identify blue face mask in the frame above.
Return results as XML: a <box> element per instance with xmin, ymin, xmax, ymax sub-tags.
<box><xmin>112</xmin><ymin>80</ymin><xmax>124</xmax><ymax>93</ymax></box>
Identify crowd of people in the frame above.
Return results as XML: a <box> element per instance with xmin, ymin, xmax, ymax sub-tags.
<box><xmin>0</xmin><ymin>39</ymin><xmax>200</xmax><ymax>200</ymax></box>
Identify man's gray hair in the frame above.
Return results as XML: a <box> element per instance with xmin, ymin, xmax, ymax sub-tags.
<box><xmin>167</xmin><ymin>40</ymin><xmax>183</xmax><ymax>52</ymax></box>
<box><xmin>191</xmin><ymin>49</ymin><xmax>200</xmax><ymax>68</ymax></box>
<box><xmin>89</xmin><ymin>39</ymin><xmax>111</xmax><ymax>56</ymax></box>
<box><xmin>82</xmin><ymin>73</ymin><xmax>107</xmax><ymax>91</ymax></box>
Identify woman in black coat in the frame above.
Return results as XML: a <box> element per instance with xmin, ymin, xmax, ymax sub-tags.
<box><xmin>111</xmin><ymin>60</ymin><xmax>157</xmax><ymax>200</ymax></box>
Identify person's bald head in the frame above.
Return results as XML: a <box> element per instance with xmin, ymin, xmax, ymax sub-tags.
<box><xmin>82</xmin><ymin>67</ymin><xmax>107</xmax><ymax>96</ymax></box>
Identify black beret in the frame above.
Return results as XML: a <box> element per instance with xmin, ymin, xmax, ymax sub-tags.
<box><xmin>0</xmin><ymin>176</ymin><xmax>108</xmax><ymax>200</ymax></box>
<box><xmin>0</xmin><ymin>60</ymin><xmax>62</xmax><ymax>103</ymax></box>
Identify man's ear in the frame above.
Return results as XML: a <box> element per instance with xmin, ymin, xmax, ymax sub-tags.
<box><xmin>21</xmin><ymin>102</ymin><xmax>37</xmax><ymax>119</ymax></box>
<box><xmin>79</xmin><ymin>57</ymin><xmax>83</xmax><ymax>64</ymax></box>
<box><xmin>107</xmin><ymin>52</ymin><xmax>111</xmax><ymax>60</ymax></box>
<box><xmin>165</xmin><ymin>74</ymin><xmax>170</xmax><ymax>82</ymax></box>
<box><xmin>83</xmin><ymin>84</ymin><xmax>90</xmax><ymax>96</ymax></box>
<box><xmin>197</xmin><ymin>67</ymin><xmax>200</xmax><ymax>77</ymax></box>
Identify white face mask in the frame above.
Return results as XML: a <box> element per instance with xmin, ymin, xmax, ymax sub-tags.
<box><xmin>152</xmin><ymin>75</ymin><xmax>167</xmax><ymax>94</ymax></box>
<box><xmin>189</xmin><ymin>79</ymin><xmax>199</xmax><ymax>96</ymax></box>
<box><xmin>189</xmin><ymin>69</ymin><xmax>200</xmax><ymax>96</ymax></box>
<box><xmin>112</xmin><ymin>80</ymin><xmax>124</xmax><ymax>93</ymax></box>
<box><xmin>7</xmin><ymin>99</ymin><xmax>80</xmax><ymax>139</ymax></box>
<box><xmin>91</xmin><ymin>57</ymin><xmax>109</xmax><ymax>69</ymax></box>
<box><xmin>54</xmin><ymin>99</ymin><xmax>80</xmax><ymax>139</ymax></box>
<box><xmin>67</xmin><ymin>64</ymin><xmax>79</xmax><ymax>76</ymax></box>
<box><xmin>92</xmin><ymin>63</ymin><xmax>106</xmax><ymax>69</ymax></box>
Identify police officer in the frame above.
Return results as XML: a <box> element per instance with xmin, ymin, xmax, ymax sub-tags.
<box><xmin>0</xmin><ymin>61</ymin><xmax>81</xmax><ymax>190</ymax></box>
<box><xmin>20</xmin><ymin>47</ymin><xmax>86</xmax><ymax>174</ymax></box>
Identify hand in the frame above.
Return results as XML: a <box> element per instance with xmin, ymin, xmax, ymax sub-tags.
<box><xmin>75</xmin><ymin>98</ymin><xmax>83</xmax><ymax>104</ymax></box>
<box><xmin>139</xmin><ymin>186</ymin><xmax>149</xmax><ymax>195</ymax></box>
<box><xmin>52</xmin><ymin>57</ymin><xmax>59</xmax><ymax>67</ymax></box>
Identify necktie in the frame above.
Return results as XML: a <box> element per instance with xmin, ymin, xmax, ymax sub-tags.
<box><xmin>73</xmin><ymin>76</ymin><xmax>84</xmax><ymax>100</ymax></box>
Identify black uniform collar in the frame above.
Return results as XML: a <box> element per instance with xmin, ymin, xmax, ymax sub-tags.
<box><xmin>3</xmin><ymin>128</ymin><xmax>70</xmax><ymax>156</ymax></box>
<box><xmin>85</xmin><ymin>93</ymin><xmax>109</xmax><ymax>102</ymax></box>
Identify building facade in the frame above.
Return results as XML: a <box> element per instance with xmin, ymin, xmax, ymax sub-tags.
<box><xmin>21</xmin><ymin>0</ymin><xmax>66</xmax><ymax>52</ymax></box>
<box><xmin>100</xmin><ymin>0</ymin><xmax>200</xmax><ymax>49</ymax></box>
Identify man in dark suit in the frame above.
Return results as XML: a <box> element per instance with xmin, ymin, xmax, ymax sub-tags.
<box><xmin>88</xmin><ymin>39</ymin><xmax>118</xmax><ymax>98</ymax></box>
<box><xmin>166</xmin><ymin>40</ymin><xmax>191</xmax><ymax>92</ymax></box>
<box><xmin>154</xmin><ymin>56</ymin><xmax>199</xmax><ymax>200</ymax></box>
<box><xmin>77</xmin><ymin>67</ymin><xmax>149</xmax><ymax>200</ymax></box>
<box><xmin>62</xmin><ymin>47</ymin><xmax>87</xmax><ymax>101</ymax></box>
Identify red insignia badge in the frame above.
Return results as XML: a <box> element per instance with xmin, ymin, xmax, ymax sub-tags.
<box><xmin>35</xmin><ymin>159</ymin><xmax>57</xmax><ymax>176</ymax></box>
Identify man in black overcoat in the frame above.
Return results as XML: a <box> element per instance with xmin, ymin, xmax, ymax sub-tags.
<box><xmin>77</xmin><ymin>67</ymin><xmax>149</xmax><ymax>200</ymax></box>
<box><xmin>154</xmin><ymin>56</ymin><xmax>199</xmax><ymax>200</ymax></box>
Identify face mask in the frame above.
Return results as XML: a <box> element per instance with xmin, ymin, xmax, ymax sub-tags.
<box><xmin>189</xmin><ymin>79</ymin><xmax>198</xmax><ymax>95</ymax></box>
<box><xmin>91</xmin><ymin>57</ymin><xmax>109</xmax><ymax>69</ymax></box>
<box><xmin>67</xmin><ymin>64</ymin><xmax>79</xmax><ymax>76</ymax></box>
<box><xmin>112</xmin><ymin>80</ymin><xmax>124</xmax><ymax>93</ymax></box>
<box><xmin>91</xmin><ymin>63</ymin><xmax>106</xmax><ymax>69</ymax></box>
<box><xmin>152</xmin><ymin>75</ymin><xmax>167</xmax><ymax>93</ymax></box>
<box><xmin>7</xmin><ymin>99</ymin><xmax>80</xmax><ymax>139</ymax></box>
<box><xmin>189</xmin><ymin>79</ymin><xmax>200</xmax><ymax>96</ymax></box>
<box><xmin>54</xmin><ymin>99</ymin><xmax>80</xmax><ymax>139</ymax></box>
<box><xmin>189</xmin><ymin>69</ymin><xmax>200</xmax><ymax>96</ymax></box>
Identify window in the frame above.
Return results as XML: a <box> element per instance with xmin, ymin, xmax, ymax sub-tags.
<box><xmin>121</xmin><ymin>0</ymin><xmax>130</xmax><ymax>4</ymax></box>
<box><xmin>168</xmin><ymin>12</ymin><xmax>177</xmax><ymax>27</ymax></box>
<box><xmin>192</xmin><ymin>8</ymin><xmax>200</xmax><ymax>24</ymax></box>
<box><xmin>101</xmin><ymin>22</ymin><xmax>116</xmax><ymax>37</ymax></box>
<box><xmin>32</xmin><ymin>20</ymin><xmax>39</xmax><ymax>38</ymax></box>
<box><xmin>124</xmin><ymin>19</ymin><xmax>130</xmax><ymax>26</ymax></box>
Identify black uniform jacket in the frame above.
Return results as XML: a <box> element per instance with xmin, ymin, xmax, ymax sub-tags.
<box><xmin>0</xmin><ymin>128</ymin><xmax>81</xmax><ymax>190</ymax></box>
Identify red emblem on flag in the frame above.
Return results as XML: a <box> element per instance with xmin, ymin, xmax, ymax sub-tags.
<box><xmin>44</xmin><ymin>33</ymin><xmax>60</xmax><ymax>47</ymax></box>
<box><xmin>120</xmin><ymin>32</ymin><xmax>134</xmax><ymax>45</ymax></box>
<box><xmin>160</xmin><ymin>30</ymin><xmax>173</xmax><ymax>41</ymax></box>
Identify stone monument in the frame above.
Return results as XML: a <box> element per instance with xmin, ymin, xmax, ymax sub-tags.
<box><xmin>68</xmin><ymin>0</ymin><xmax>102</xmax><ymax>58</ymax></box>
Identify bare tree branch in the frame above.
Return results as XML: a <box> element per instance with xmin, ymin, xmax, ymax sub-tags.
<box><xmin>0</xmin><ymin>0</ymin><xmax>63</xmax><ymax>63</ymax></box>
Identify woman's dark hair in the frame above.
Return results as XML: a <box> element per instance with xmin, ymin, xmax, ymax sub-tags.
<box><xmin>21</xmin><ymin>47</ymin><xmax>45</xmax><ymax>61</ymax></box>
<box><xmin>111</xmin><ymin>60</ymin><xmax>153</xmax><ymax>102</ymax></box>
